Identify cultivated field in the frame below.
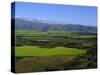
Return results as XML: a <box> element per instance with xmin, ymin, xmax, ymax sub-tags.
<box><xmin>16</xmin><ymin>46</ymin><xmax>86</xmax><ymax>56</ymax></box>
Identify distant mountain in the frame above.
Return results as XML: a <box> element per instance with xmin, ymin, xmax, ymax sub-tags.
<box><xmin>12</xmin><ymin>18</ymin><xmax>97</xmax><ymax>33</ymax></box>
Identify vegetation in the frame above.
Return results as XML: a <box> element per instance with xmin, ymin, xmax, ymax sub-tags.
<box><xmin>16</xmin><ymin>46</ymin><xmax>86</xmax><ymax>56</ymax></box>
<box><xmin>14</xmin><ymin>18</ymin><xmax>97</xmax><ymax>73</ymax></box>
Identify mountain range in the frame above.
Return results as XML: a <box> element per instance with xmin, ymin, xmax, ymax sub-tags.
<box><xmin>12</xmin><ymin>18</ymin><xmax>97</xmax><ymax>33</ymax></box>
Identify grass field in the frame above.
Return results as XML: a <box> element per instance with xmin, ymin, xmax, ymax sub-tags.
<box><xmin>15</xmin><ymin>46</ymin><xmax>86</xmax><ymax>56</ymax></box>
<box><xmin>15</xmin><ymin>31</ymin><xmax>77</xmax><ymax>37</ymax></box>
<box><xmin>80</xmin><ymin>35</ymin><xmax>96</xmax><ymax>38</ymax></box>
<box><xmin>16</xmin><ymin>31</ymin><xmax>96</xmax><ymax>40</ymax></box>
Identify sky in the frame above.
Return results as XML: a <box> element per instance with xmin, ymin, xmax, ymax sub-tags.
<box><xmin>12</xmin><ymin>2</ymin><xmax>97</xmax><ymax>26</ymax></box>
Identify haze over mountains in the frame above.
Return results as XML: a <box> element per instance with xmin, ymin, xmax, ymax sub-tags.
<box><xmin>13</xmin><ymin>18</ymin><xmax>97</xmax><ymax>33</ymax></box>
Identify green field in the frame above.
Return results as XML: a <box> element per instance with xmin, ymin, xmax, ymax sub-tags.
<box><xmin>16</xmin><ymin>31</ymin><xmax>77</xmax><ymax>37</ymax></box>
<box><xmin>16</xmin><ymin>31</ymin><xmax>96</xmax><ymax>40</ymax></box>
<box><xmin>80</xmin><ymin>35</ymin><xmax>96</xmax><ymax>38</ymax></box>
<box><xmin>15</xmin><ymin>46</ymin><xmax>86</xmax><ymax>56</ymax></box>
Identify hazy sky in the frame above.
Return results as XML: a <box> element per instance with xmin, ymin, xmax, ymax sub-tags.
<box><xmin>12</xmin><ymin>2</ymin><xmax>97</xmax><ymax>26</ymax></box>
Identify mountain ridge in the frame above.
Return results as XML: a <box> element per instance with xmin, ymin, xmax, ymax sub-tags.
<box><xmin>12</xmin><ymin>18</ymin><xmax>97</xmax><ymax>33</ymax></box>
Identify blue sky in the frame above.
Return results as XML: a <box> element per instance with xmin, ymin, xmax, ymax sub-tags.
<box><xmin>13</xmin><ymin>2</ymin><xmax>97</xmax><ymax>26</ymax></box>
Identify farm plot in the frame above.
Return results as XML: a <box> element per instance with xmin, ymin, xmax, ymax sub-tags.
<box><xmin>15</xmin><ymin>46</ymin><xmax>86</xmax><ymax>56</ymax></box>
